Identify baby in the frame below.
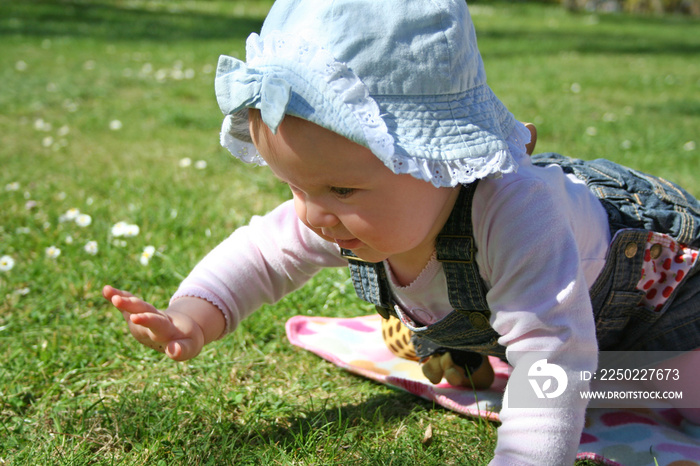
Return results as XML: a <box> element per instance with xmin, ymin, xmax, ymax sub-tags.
<box><xmin>104</xmin><ymin>0</ymin><xmax>700</xmax><ymax>463</ymax></box>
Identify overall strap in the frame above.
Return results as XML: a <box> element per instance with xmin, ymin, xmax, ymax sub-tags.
<box><xmin>436</xmin><ymin>182</ymin><xmax>489</xmax><ymax>312</ymax></box>
<box><xmin>343</xmin><ymin>182</ymin><xmax>490</xmax><ymax>317</ymax></box>
<box><xmin>341</xmin><ymin>249</ymin><xmax>395</xmax><ymax>317</ymax></box>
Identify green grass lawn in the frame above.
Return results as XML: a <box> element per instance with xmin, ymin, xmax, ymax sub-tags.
<box><xmin>1</xmin><ymin>1</ymin><xmax>698</xmax><ymax>464</ymax></box>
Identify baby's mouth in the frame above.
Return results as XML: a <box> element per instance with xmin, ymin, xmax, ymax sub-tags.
<box><xmin>334</xmin><ymin>238</ymin><xmax>363</xmax><ymax>249</ymax></box>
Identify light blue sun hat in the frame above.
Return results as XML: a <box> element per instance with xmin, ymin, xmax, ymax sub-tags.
<box><xmin>215</xmin><ymin>0</ymin><xmax>528</xmax><ymax>187</ymax></box>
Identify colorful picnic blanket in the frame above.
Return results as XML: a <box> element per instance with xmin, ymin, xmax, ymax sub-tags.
<box><xmin>286</xmin><ymin>314</ymin><xmax>700</xmax><ymax>466</ymax></box>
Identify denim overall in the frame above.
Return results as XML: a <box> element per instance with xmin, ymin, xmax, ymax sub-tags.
<box><xmin>343</xmin><ymin>153</ymin><xmax>700</xmax><ymax>366</ymax></box>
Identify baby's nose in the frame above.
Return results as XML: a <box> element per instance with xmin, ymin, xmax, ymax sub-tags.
<box><xmin>305</xmin><ymin>198</ymin><xmax>339</xmax><ymax>229</ymax></box>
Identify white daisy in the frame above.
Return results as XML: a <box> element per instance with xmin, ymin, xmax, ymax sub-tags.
<box><xmin>124</xmin><ymin>224</ymin><xmax>140</xmax><ymax>237</ymax></box>
<box><xmin>75</xmin><ymin>213</ymin><xmax>92</xmax><ymax>227</ymax></box>
<box><xmin>111</xmin><ymin>222</ymin><xmax>139</xmax><ymax>238</ymax></box>
<box><xmin>0</xmin><ymin>255</ymin><xmax>15</xmax><ymax>272</ymax></box>
<box><xmin>84</xmin><ymin>241</ymin><xmax>98</xmax><ymax>255</ymax></box>
<box><xmin>62</xmin><ymin>208</ymin><xmax>81</xmax><ymax>222</ymax></box>
<box><xmin>34</xmin><ymin>118</ymin><xmax>51</xmax><ymax>131</ymax></box>
<box><xmin>140</xmin><ymin>245</ymin><xmax>156</xmax><ymax>265</ymax></box>
<box><xmin>111</xmin><ymin>221</ymin><xmax>128</xmax><ymax>237</ymax></box>
<box><xmin>45</xmin><ymin>246</ymin><xmax>61</xmax><ymax>259</ymax></box>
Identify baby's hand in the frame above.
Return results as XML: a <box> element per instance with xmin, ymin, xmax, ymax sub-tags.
<box><xmin>103</xmin><ymin>285</ymin><xmax>205</xmax><ymax>361</ymax></box>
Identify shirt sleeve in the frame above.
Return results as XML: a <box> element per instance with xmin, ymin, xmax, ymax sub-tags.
<box><xmin>170</xmin><ymin>200</ymin><xmax>347</xmax><ymax>336</ymax></box>
<box><xmin>473</xmin><ymin>174</ymin><xmax>600</xmax><ymax>465</ymax></box>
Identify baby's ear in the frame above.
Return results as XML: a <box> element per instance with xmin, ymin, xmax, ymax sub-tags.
<box><xmin>523</xmin><ymin>122</ymin><xmax>537</xmax><ymax>155</ymax></box>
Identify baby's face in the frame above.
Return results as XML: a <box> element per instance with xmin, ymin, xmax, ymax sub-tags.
<box><xmin>251</xmin><ymin>114</ymin><xmax>459</xmax><ymax>270</ymax></box>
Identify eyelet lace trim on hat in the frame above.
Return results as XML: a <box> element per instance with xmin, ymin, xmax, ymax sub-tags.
<box><xmin>220</xmin><ymin>116</ymin><xmax>260</xmax><ymax>164</ymax></box>
<box><xmin>219</xmin><ymin>31</ymin><xmax>395</xmax><ymax>167</ymax></box>
<box><xmin>388</xmin><ymin>120</ymin><xmax>527</xmax><ymax>186</ymax></box>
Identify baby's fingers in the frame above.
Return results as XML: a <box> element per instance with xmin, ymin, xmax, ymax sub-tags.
<box><xmin>165</xmin><ymin>339</ymin><xmax>202</xmax><ymax>362</ymax></box>
<box><xmin>103</xmin><ymin>285</ymin><xmax>136</xmax><ymax>302</ymax></box>
<box><xmin>104</xmin><ymin>287</ymin><xmax>158</xmax><ymax>316</ymax></box>
<box><xmin>129</xmin><ymin>311</ymin><xmax>177</xmax><ymax>342</ymax></box>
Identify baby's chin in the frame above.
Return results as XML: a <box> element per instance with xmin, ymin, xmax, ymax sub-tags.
<box><xmin>345</xmin><ymin>246</ymin><xmax>391</xmax><ymax>264</ymax></box>
<box><xmin>310</xmin><ymin>230</ymin><xmax>391</xmax><ymax>263</ymax></box>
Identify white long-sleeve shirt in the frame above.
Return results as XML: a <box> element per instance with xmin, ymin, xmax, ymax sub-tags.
<box><xmin>171</xmin><ymin>150</ymin><xmax>612</xmax><ymax>465</ymax></box>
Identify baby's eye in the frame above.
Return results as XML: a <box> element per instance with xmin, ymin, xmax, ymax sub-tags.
<box><xmin>330</xmin><ymin>187</ymin><xmax>355</xmax><ymax>198</ymax></box>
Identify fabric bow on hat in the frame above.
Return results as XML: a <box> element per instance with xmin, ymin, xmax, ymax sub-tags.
<box><xmin>215</xmin><ymin>55</ymin><xmax>291</xmax><ymax>133</ymax></box>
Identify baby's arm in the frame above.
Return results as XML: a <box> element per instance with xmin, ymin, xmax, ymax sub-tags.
<box><xmin>105</xmin><ymin>201</ymin><xmax>345</xmax><ymax>359</ymax></box>
<box><xmin>170</xmin><ymin>200</ymin><xmax>347</xmax><ymax>336</ymax></box>
<box><xmin>474</xmin><ymin>174</ymin><xmax>603</xmax><ymax>464</ymax></box>
<box><xmin>103</xmin><ymin>285</ymin><xmax>225</xmax><ymax>361</ymax></box>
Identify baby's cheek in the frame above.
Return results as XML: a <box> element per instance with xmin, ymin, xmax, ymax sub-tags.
<box><xmin>292</xmin><ymin>195</ymin><xmax>306</xmax><ymax>220</ymax></box>
<box><xmin>304</xmin><ymin>223</ymin><xmax>334</xmax><ymax>243</ymax></box>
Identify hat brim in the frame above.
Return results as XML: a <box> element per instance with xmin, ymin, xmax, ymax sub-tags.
<box><xmin>374</xmin><ymin>84</ymin><xmax>519</xmax><ymax>186</ymax></box>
